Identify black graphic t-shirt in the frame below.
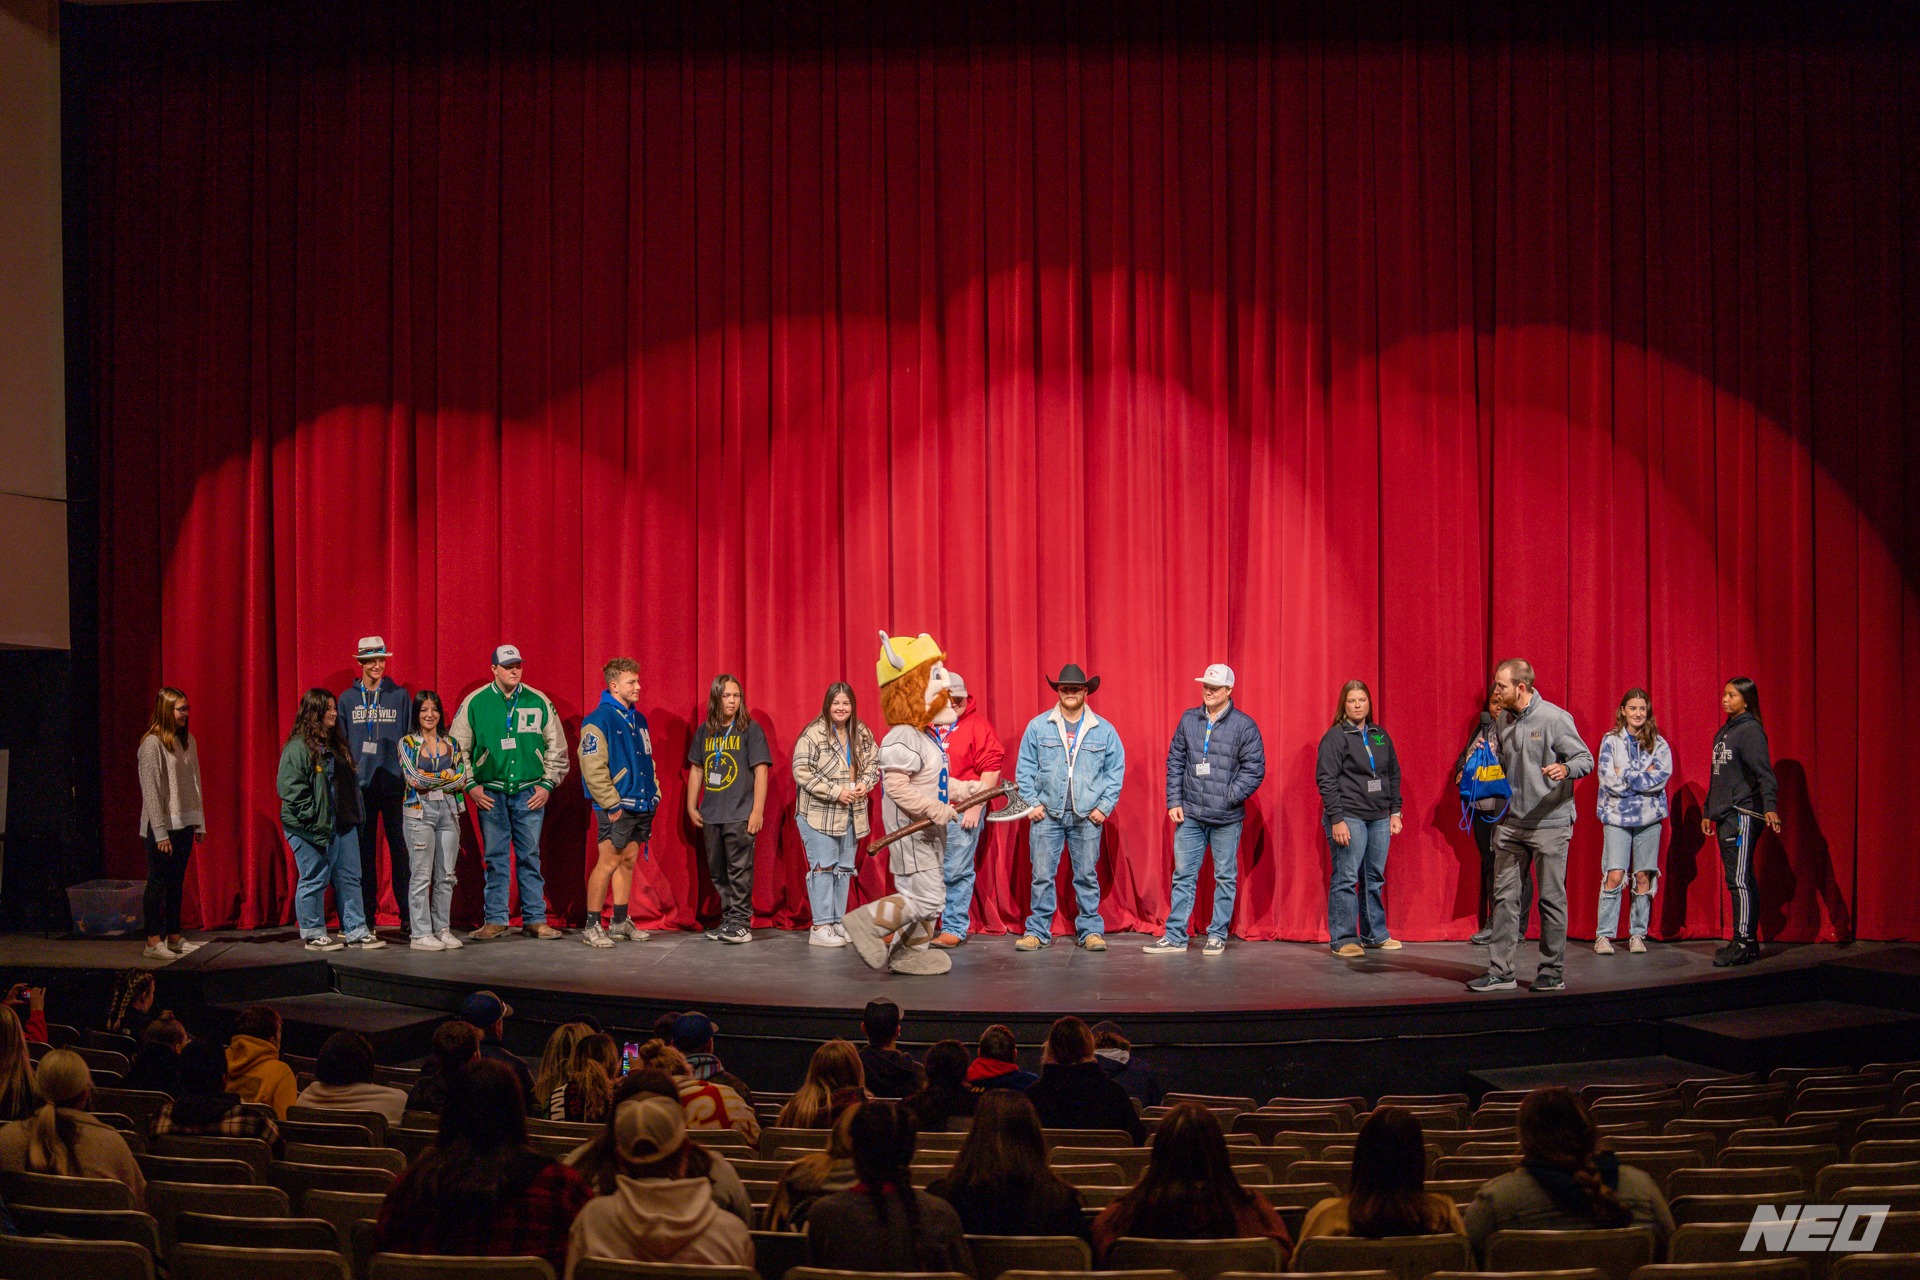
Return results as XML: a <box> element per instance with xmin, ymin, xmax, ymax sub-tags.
<box><xmin>686</xmin><ymin>718</ymin><xmax>772</xmax><ymax>824</ymax></box>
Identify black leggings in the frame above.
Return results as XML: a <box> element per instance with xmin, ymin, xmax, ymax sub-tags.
<box><xmin>144</xmin><ymin>827</ymin><xmax>196</xmax><ymax>938</ymax></box>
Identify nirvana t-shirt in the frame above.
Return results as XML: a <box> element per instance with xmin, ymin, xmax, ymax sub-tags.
<box><xmin>686</xmin><ymin>718</ymin><xmax>772</xmax><ymax>824</ymax></box>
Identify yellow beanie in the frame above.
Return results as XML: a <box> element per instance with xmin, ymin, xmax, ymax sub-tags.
<box><xmin>876</xmin><ymin>631</ymin><xmax>945</xmax><ymax>687</ymax></box>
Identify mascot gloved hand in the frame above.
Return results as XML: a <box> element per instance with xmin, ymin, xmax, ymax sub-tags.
<box><xmin>841</xmin><ymin>631</ymin><xmax>961</xmax><ymax>976</ymax></box>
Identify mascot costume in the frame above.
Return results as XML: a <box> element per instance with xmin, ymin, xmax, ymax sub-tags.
<box><xmin>840</xmin><ymin>631</ymin><xmax>985</xmax><ymax>976</ymax></box>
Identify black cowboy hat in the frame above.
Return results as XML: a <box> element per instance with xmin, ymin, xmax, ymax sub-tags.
<box><xmin>1046</xmin><ymin>663</ymin><xmax>1101</xmax><ymax>694</ymax></box>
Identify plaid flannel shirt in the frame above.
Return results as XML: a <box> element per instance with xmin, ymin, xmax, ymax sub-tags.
<box><xmin>377</xmin><ymin>1156</ymin><xmax>591</xmax><ymax>1273</ymax></box>
<box><xmin>791</xmin><ymin>718</ymin><xmax>879</xmax><ymax>838</ymax></box>
<box><xmin>151</xmin><ymin>1099</ymin><xmax>282</xmax><ymax>1149</ymax></box>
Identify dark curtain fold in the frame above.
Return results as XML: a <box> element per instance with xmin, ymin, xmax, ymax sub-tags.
<box><xmin>72</xmin><ymin>1</ymin><xmax>1919</xmax><ymax>940</ymax></box>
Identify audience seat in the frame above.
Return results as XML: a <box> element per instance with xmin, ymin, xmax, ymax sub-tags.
<box><xmin>1847</xmin><ymin>1139</ymin><xmax>1920</xmax><ymax>1165</ymax></box>
<box><xmin>170</xmin><ymin>1241</ymin><xmax>350</xmax><ymax>1280</ymax></box>
<box><xmin>137</xmin><ymin>1153</ymin><xmax>257</xmax><ymax>1185</ymax></box>
<box><xmin>306</xmin><ymin>1186</ymin><xmax>389</xmax><ymax>1256</ymax></box>
<box><xmin>285</xmin><ymin>1141</ymin><xmax>409</xmax><ymax>1173</ymax></box>
<box><xmin>287</xmin><ymin>1106</ymin><xmax>390</xmax><ymax>1145</ymax></box>
<box><xmin>1824</xmin><ymin>1184</ymin><xmax>1920</xmax><ymax>1211</ymax></box>
<box><xmin>1429</xmin><ymin>1270</ymin><xmax>1606</xmax><ymax>1280</ymax></box>
<box><xmin>1109</xmin><ymin>1237</ymin><xmax>1284</xmax><ymax>1280</ymax></box>
<box><xmin>1628</xmin><ymin>1265</ymin><xmax>1809</xmax><ymax>1280</ymax></box>
<box><xmin>1813</xmin><ymin>1160</ymin><xmax>1920</xmax><ymax>1202</ymax></box>
<box><xmin>1483</xmin><ymin>1227</ymin><xmax>1657</xmax><ymax>1280</ymax></box>
<box><xmin>999</xmin><ymin>1271</ymin><xmax>1181</xmax><ymax>1280</ymax></box>
<box><xmin>748</xmin><ymin>1229</ymin><xmax>810</xmax><ymax>1280</ymax></box>
<box><xmin>1724</xmin><ymin>1124</ymin><xmax>1841</xmax><ymax>1153</ymax></box>
<box><xmin>369</xmin><ymin>1255</ymin><xmax>557</xmax><ymax>1280</ymax></box>
<box><xmin>1716</xmin><ymin>1144</ymin><xmax>1842</xmax><ymax>1192</ymax></box>
<box><xmin>1039</xmin><ymin>1129</ymin><xmax>1135</xmax><ymax>1149</ymax></box>
<box><xmin>280</xmin><ymin>1119</ymin><xmax>377</xmax><ymax>1147</ymax></box>
<box><xmin>1854</xmin><ymin>1118</ymin><xmax>1920</xmax><ymax>1145</ymax></box>
<box><xmin>0</xmin><ymin>1169</ymin><xmax>137</xmax><ymax>1210</ymax></box>
<box><xmin>0</xmin><ymin>1234</ymin><xmax>155</xmax><ymax>1280</ymax></box>
<box><xmin>1289</xmin><ymin>1231</ymin><xmax>1472</xmax><ymax>1276</ymax></box>
<box><xmin>572</xmin><ymin>1263</ymin><xmax>757</xmax><ymax>1280</ymax></box>
<box><xmin>758</xmin><ymin>1127</ymin><xmax>830</xmax><ymax>1157</ymax></box>
<box><xmin>1667</xmin><ymin>1193</ymin><xmax>1797</xmax><ymax>1226</ymax></box>
<box><xmin>91</xmin><ymin>1087</ymin><xmax>172</xmax><ymax>1134</ymax></box>
<box><xmin>966</xmin><ymin>1233</ymin><xmax>1093</xmax><ymax>1278</ymax></box>
<box><xmin>1281</xmin><ymin>1160</ymin><xmax>1352</xmax><ymax>1193</ymax></box>
<box><xmin>1666</xmin><ymin>1166</ymin><xmax>1803</xmax><ymax>1200</ymax></box>
<box><xmin>268</xmin><ymin>1159</ymin><xmax>397</xmax><ymax>1212</ymax></box>
<box><xmin>785</xmin><ymin>1270</ymin><xmax>967</xmax><ymax>1280</ymax></box>
<box><xmin>7</xmin><ymin>1203</ymin><xmax>162</xmax><ymax>1255</ymax></box>
<box><xmin>1433</xmin><ymin>1154</ymin><xmax>1527</xmax><ymax>1182</ymax></box>
<box><xmin>145</xmin><ymin>1180</ymin><xmax>291</xmax><ymax>1253</ymax></box>
<box><xmin>386</xmin><ymin>1125</ymin><xmax>437</xmax><ymax>1161</ymax></box>
<box><xmin>152</xmin><ymin>1133</ymin><xmax>275</xmax><ymax>1177</ymax></box>
<box><xmin>1667</xmin><ymin>1119</ymin><xmax>1775</xmax><ymax>1153</ymax></box>
<box><xmin>1828</xmin><ymin>1256</ymin><xmax>1920</xmax><ymax>1279</ymax></box>
<box><xmin>175</xmin><ymin>1209</ymin><xmax>341</xmax><ymax>1253</ymax></box>
<box><xmin>1424</xmin><ymin>1178</ymin><xmax>1484</xmax><ymax>1205</ymax></box>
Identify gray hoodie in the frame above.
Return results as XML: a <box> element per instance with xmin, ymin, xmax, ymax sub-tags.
<box><xmin>564</xmin><ymin>1175</ymin><xmax>752</xmax><ymax>1277</ymax></box>
<box><xmin>1495</xmin><ymin>693</ymin><xmax>1593</xmax><ymax>828</ymax></box>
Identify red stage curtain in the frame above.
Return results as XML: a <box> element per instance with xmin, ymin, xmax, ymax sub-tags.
<box><xmin>73</xmin><ymin>2</ymin><xmax>1919</xmax><ymax>941</ymax></box>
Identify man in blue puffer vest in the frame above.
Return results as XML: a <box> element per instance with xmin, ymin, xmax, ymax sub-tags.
<box><xmin>1145</xmin><ymin>663</ymin><xmax>1267</xmax><ymax>956</ymax></box>
<box><xmin>577</xmin><ymin>657</ymin><xmax>660</xmax><ymax>948</ymax></box>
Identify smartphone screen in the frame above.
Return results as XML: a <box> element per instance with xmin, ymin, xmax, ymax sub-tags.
<box><xmin>621</xmin><ymin>1042</ymin><xmax>639</xmax><ymax>1075</ymax></box>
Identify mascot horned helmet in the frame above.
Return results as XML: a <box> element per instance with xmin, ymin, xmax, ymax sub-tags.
<box><xmin>876</xmin><ymin>631</ymin><xmax>955</xmax><ymax>731</ymax></box>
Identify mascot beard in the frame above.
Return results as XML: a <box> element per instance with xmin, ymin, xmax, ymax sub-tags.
<box><xmin>841</xmin><ymin>632</ymin><xmax>984</xmax><ymax>976</ymax></box>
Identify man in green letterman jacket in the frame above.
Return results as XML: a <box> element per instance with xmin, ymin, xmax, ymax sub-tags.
<box><xmin>450</xmin><ymin>644</ymin><xmax>570</xmax><ymax>940</ymax></box>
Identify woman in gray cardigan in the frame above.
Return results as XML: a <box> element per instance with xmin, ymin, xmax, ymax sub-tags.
<box><xmin>1464</xmin><ymin>1086</ymin><xmax>1674</xmax><ymax>1260</ymax></box>
<box><xmin>137</xmin><ymin>687</ymin><xmax>205</xmax><ymax>960</ymax></box>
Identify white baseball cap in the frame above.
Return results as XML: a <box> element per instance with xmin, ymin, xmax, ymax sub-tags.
<box><xmin>1195</xmin><ymin>663</ymin><xmax>1236</xmax><ymax>688</ymax></box>
<box><xmin>946</xmin><ymin>672</ymin><xmax>969</xmax><ymax>698</ymax></box>
<box><xmin>491</xmin><ymin>644</ymin><xmax>524</xmax><ymax>667</ymax></box>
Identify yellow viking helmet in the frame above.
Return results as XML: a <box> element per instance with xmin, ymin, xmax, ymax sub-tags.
<box><xmin>876</xmin><ymin>631</ymin><xmax>945</xmax><ymax>687</ymax></box>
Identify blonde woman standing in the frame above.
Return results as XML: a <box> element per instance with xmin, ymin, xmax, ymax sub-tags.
<box><xmin>138</xmin><ymin>687</ymin><xmax>205</xmax><ymax>960</ymax></box>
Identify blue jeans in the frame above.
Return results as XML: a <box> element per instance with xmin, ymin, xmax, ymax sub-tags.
<box><xmin>940</xmin><ymin>816</ymin><xmax>986</xmax><ymax>939</ymax></box>
<box><xmin>1597</xmin><ymin>822</ymin><xmax>1661</xmax><ymax>939</ymax></box>
<box><xmin>1025</xmin><ymin>814</ymin><xmax>1105</xmax><ymax>942</ymax></box>
<box><xmin>1165</xmin><ymin>817</ymin><xmax>1243</xmax><ymax>946</ymax></box>
<box><xmin>1326</xmin><ymin>816</ymin><xmax>1391</xmax><ymax>949</ymax></box>
<box><xmin>797</xmin><ymin>816</ymin><xmax>858</xmax><ymax>926</ymax></box>
<box><xmin>404</xmin><ymin>798</ymin><xmax>462</xmax><ymax>939</ymax></box>
<box><xmin>287</xmin><ymin>827</ymin><xmax>371</xmax><ymax>942</ymax></box>
<box><xmin>476</xmin><ymin>789</ymin><xmax>549</xmax><ymax>927</ymax></box>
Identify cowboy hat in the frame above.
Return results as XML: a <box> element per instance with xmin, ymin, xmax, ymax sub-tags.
<box><xmin>1046</xmin><ymin>663</ymin><xmax>1101</xmax><ymax>694</ymax></box>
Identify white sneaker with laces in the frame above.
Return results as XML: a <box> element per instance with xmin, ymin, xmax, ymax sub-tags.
<box><xmin>304</xmin><ymin>936</ymin><xmax>345</xmax><ymax>952</ymax></box>
<box><xmin>169</xmin><ymin>939</ymin><xmax>203</xmax><ymax>954</ymax></box>
<box><xmin>810</xmin><ymin>925</ymin><xmax>848</xmax><ymax>947</ymax></box>
<box><xmin>581</xmin><ymin>922</ymin><xmax>614</xmax><ymax>948</ymax></box>
<box><xmin>410</xmin><ymin>934</ymin><xmax>446</xmax><ymax>951</ymax></box>
<box><xmin>344</xmin><ymin>935</ymin><xmax>387</xmax><ymax>950</ymax></box>
<box><xmin>141</xmin><ymin>943</ymin><xmax>177</xmax><ymax>961</ymax></box>
<box><xmin>1141</xmin><ymin>936</ymin><xmax>1185</xmax><ymax>955</ymax></box>
<box><xmin>437</xmin><ymin>929</ymin><xmax>464</xmax><ymax>949</ymax></box>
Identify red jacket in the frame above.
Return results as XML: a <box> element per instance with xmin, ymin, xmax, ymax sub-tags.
<box><xmin>939</xmin><ymin>699</ymin><xmax>1005</xmax><ymax>781</ymax></box>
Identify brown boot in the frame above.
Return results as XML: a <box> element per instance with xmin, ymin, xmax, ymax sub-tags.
<box><xmin>523</xmin><ymin>923</ymin><xmax>562</xmax><ymax>939</ymax></box>
<box><xmin>468</xmin><ymin>922</ymin><xmax>510</xmax><ymax>941</ymax></box>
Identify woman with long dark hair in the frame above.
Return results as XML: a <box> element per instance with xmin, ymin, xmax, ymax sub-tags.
<box><xmin>277</xmin><ymin>688</ymin><xmax>384</xmax><ymax>951</ymax></box>
<box><xmin>903</xmin><ymin>1040</ymin><xmax>976</xmax><ymax>1133</ymax></box>
<box><xmin>549</xmin><ymin>1033</ymin><xmax>620</xmax><ymax>1124</ymax></box>
<box><xmin>807</xmin><ymin>1100</ymin><xmax>972</xmax><ymax>1272</ymax></box>
<box><xmin>375</xmin><ymin>1058</ymin><xmax>592</xmax><ymax>1271</ymax></box>
<box><xmin>399</xmin><ymin>689</ymin><xmax>471</xmax><ymax>951</ymax></box>
<box><xmin>792</xmin><ymin>680</ymin><xmax>880</xmax><ymax>947</ymax></box>
<box><xmin>1703</xmin><ymin>677</ymin><xmax>1779</xmax><ymax>967</ymax></box>
<box><xmin>1316</xmin><ymin>679</ymin><xmax>1404</xmax><ymax>958</ymax></box>
<box><xmin>1090</xmin><ymin>1100</ymin><xmax>1290</xmax><ymax>1262</ymax></box>
<box><xmin>684</xmin><ymin>673</ymin><xmax>772</xmax><ymax>945</ymax></box>
<box><xmin>1463</xmin><ymin>1086</ymin><xmax>1673</xmax><ymax>1257</ymax></box>
<box><xmin>1594</xmin><ymin>689</ymin><xmax>1672</xmax><ymax>955</ymax></box>
<box><xmin>777</xmin><ymin>1039</ymin><xmax>868</xmax><ymax>1129</ymax></box>
<box><xmin>929</xmin><ymin>1091</ymin><xmax>1085</xmax><ymax>1238</ymax></box>
<box><xmin>137</xmin><ymin>686</ymin><xmax>205</xmax><ymax>959</ymax></box>
<box><xmin>104</xmin><ymin>969</ymin><xmax>157</xmax><ymax>1041</ymax></box>
<box><xmin>0</xmin><ymin>1006</ymin><xmax>39</xmax><ymax>1122</ymax></box>
<box><xmin>764</xmin><ymin>1094</ymin><xmax>862</xmax><ymax>1231</ymax></box>
<box><xmin>1292</xmin><ymin>1106</ymin><xmax>1463</xmax><ymax>1257</ymax></box>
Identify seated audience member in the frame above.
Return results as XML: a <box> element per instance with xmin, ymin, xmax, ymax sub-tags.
<box><xmin>776</xmin><ymin>1039</ymin><xmax>868</xmax><ymax>1128</ymax></box>
<box><xmin>764</xmin><ymin>1091</ymin><xmax>863</xmax><ymax>1231</ymax></box>
<box><xmin>225</xmin><ymin>1005</ymin><xmax>298</xmax><ymax>1118</ymax></box>
<box><xmin>406</xmin><ymin>1020</ymin><xmax>481</xmax><ymax>1115</ymax></box>
<box><xmin>1091</xmin><ymin>1019</ymin><xmax>1166</xmax><ymax>1107</ymax></box>
<box><xmin>1464</xmin><ymin>1086</ymin><xmax>1674</xmax><ymax>1256</ymax></box>
<box><xmin>1023</xmin><ymin>1016</ymin><xmax>1146</xmax><ymax>1143</ymax></box>
<box><xmin>965</xmin><ymin>1024</ymin><xmax>1036</xmax><ymax>1094</ymax></box>
<box><xmin>3</xmin><ymin>982</ymin><xmax>49</xmax><ymax>1046</ymax></box>
<box><xmin>104</xmin><ymin>970</ymin><xmax>158</xmax><ymax>1042</ymax></box>
<box><xmin>564</xmin><ymin>1094</ymin><xmax>754</xmax><ymax>1275</ymax></box>
<box><xmin>568</xmin><ymin>1069</ymin><xmax>753</xmax><ymax>1226</ymax></box>
<box><xmin>929</xmin><ymin>1091</ymin><xmax>1086</xmax><ymax>1239</ymax></box>
<box><xmin>671</xmin><ymin>1011</ymin><xmax>755</xmax><ymax>1105</ymax></box>
<box><xmin>153</xmin><ymin>1039</ymin><xmax>284</xmax><ymax>1151</ymax></box>
<box><xmin>119</xmin><ymin>1014</ymin><xmax>189</xmax><ymax>1095</ymax></box>
<box><xmin>0</xmin><ymin>1049</ymin><xmax>145</xmax><ymax>1207</ymax></box>
<box><xmin>375</xmin><ymin>1059</ymin><xmax>592</xmax><ymax>1272</ymax></box>
<box><xmin>651</xmin><ymin>1011</ymin><xmax>680</xmax><ymax>1043</ymax></box>
<box><xmin>457</xmin><ymin>989</ymin><xmax>538</xmax><ymax>1111</ymax></box>
<box><xmin>1091</xmin><ymin>1102</ymin><xmax>1290</xmax><ymax>1264</ymax></box>
<box><xmin>550</xmin><ymin>1033</ymin><xmax>620</xmax><ymax>1123</ymax></box>
<box><xmin>0</xmin><ymin>1007</ymin><xmax>39</xmax><ymax>1123</ymax></box>
<box><xmin>1294</xmin><ymin>1105</ymin><xmax>1465</xmax><ymax>1259</ymax></box>
<box><xmin>296</xmin><ymin>1030</ymin><xmax>410</xmax><ymax>1124</ymax></box>
<box><xmin>534</xmin><ymin>1023</ymin><xmax>595</xmax><ymax>1123</ymax></box>
<box><xmin>634</xmin><ymin>1040</ymin><xmax>760</xmax><ymax>1142</ymax></box>
<box><xmin>903</xmin><ymin>1040</ymin><xmax>976</xmax><ymax>1133</ymax></box>
<box><xmin>858</xmin><ymin>998</ymin><xmax>923</xmax><ymax>1098</ymax></box>
<box><xmin>807</xmin><ymin>1101</ymin><xmax>973</xmax><ymax>1273</ymax></box>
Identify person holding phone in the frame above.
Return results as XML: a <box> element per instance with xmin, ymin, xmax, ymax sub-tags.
<box><xmin>1703</xmin><ymin>677</ymin><xmax>1779</xmax><ymax>968</ymax></box>
<box><xmin>137</xmin><ymin>687</ymin><xmax>205</xmax><ymax>960</ymax></box>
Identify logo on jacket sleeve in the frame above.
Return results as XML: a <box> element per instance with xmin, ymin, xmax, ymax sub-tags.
<box><xmin>581</xmin><ymin>731</ymin><xmax>601</xmax><ymax>756</ymax></box>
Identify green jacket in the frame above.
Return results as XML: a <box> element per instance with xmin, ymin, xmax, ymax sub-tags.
<box><xmin>450</xmin><ymin>680</ymin><xmax>569</xmax><ymax>795</ymax></box>
<box><xmin>277</xmin><ymin>736</ymin><xmax>335</xmax><ymax>844</ymax></box>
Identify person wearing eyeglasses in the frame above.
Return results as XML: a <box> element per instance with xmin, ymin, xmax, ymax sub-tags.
<box><xmin>929</xmin><ymin>672</ymin><xmax>1005</xmax><ymax>950</ymax></box>
<box><xmin>1014</xmin><ymin>664</ymin><xmax>1126</xmax><ymax>954</ymax></box>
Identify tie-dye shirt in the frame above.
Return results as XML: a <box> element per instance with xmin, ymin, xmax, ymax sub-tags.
<box><xmin>1595</xmin><ymin>729</ymin><xmax>1673</xmax><ymax>827</ymax></box>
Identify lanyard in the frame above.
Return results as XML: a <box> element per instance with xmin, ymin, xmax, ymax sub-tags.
<box><xmin>927</xmin><ymin>729</ymin><xmax>949</xmax><ymax>803</ymax></box>
<box><xmin>1201</xmin><ymin>711</ymin><xmax>1221</xmax><ymax>760</ymax></box>
<box><xmin>501</xmin><ymin>685</ymin><xmax>523</xmax><ymax>747</ymax></box>
<box><xmin>1058</xmin><ymin>715</ymin><xmax>1087</xmax><ymax>777</ymax></box>
<box><xmin>834</xmin><ymin>727</ymin><xmax>853</xmax><ymax>768</ymax></box>
<box><xmin>1356</xmin><ymin>722</ymin><xmax>1378</xmax><ymax>776</ymax></box>
<box><xmin>358</xmin><ymin>680</ymin><xmax>381</xmax><ymax>724</ymax></box>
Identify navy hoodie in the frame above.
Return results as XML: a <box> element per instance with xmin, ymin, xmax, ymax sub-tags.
<box><xmin>338</xmin><ymin>679</ymin><xmax>412</xmax><ymax>790</ymax></box>
<box><xmin>1705</xmin><ymin>711</ymin><xmax>1777</xmax><ymax>821</ymax></box>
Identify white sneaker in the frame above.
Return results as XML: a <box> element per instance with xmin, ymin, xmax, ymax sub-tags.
<box><xmin>169</xmin><ymin>938</ymin><xmax>203</xmax><ymax>954</ymax></box>
<box><xmin>581</xmin><ymin>922</ymin><xmax>614</xmax><ymax>948</ymax></box>
<box><xmin>1594</xmin><ymin>937</ymin><xmax>1615</xmax><ymax>955</ymax></box>
<box><xmin>141</xmin><ymin>943</ymin><xmax>177</xmax><ymax>961</ymax></box>
<box><xmin>1628</xmin><ymin>935</ymin><xmax>1647</xmax><ymax>953</ymax></box>
<box><xmin>344</xmin><ymin>935</ymin><xmax>387</xmax><ymax>950</ymax></box>
<box><xmin>436</xmin><ymin>929</ymin><xmax>464</xmax><ymax>949</ymax></box>
<box><xmin>831</xmin><ymin>922</ymin><xmax>850</xmax><ymax>942</ymax></box>
<box><xmin>304</xmin><ymin>936</ymin><xmax>345</xmax><ymax>952</ymax></box>
<box><xmin>608</xmin><ymin>919</ymin><xmax>651</xmax><ymax>942</ymax></box>
<box><xmin>810</xmin><ymin>925</ymin><xmax>848</xmax><ymax>948</ymax></box>
<box><xmin>410</xmin><ymin>934</ymin><xmax>446</xmax><ymax>951</ymax></box>
<box><xmin>1141</xmin><ymin>937</ymin><xmax>1186</xmax><ymax>955</ymax></box>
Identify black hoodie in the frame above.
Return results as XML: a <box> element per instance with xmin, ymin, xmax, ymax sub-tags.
<box><xmin>1705</xmin><ymin>711</ymin><xmax>1777</xmax><ymax>822</ymax></box>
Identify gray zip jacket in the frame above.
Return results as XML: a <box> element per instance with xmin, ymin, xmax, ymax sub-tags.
<box><xmin>1495</xmin><ymin>692</ymin><xmax>1592</xmax><ymax>828</ymax></box>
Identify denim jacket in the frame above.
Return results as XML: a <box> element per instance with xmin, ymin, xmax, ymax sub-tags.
<box><xmin>1016</xmin><ymin>706</ymin><xmax>1125</xmax><ymax>819</ymax></box>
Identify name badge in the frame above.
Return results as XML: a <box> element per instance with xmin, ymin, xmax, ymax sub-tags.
<box><xmin>361</xmin><ymin>740</ymin><xmax>377</xmax><ymax>754</ymax></box>
<box><xmin>1367</xmin><ymin>778</ymin><xmax>1383</xmax><ymax>793</ymax></box>
<box><xmin>707</xmin><ymin>766</ymin><xmax>726</xmax><ymax>786</ymax></box>
<box><xmin>500</xmin><ymin>738</ymin><xmax>517</xmax><ymax>753</ymax></box>
<box><xmin>1194</xmin><ymin>762</ymin><xmax>1211</xmax><ymax>777</ymax></box>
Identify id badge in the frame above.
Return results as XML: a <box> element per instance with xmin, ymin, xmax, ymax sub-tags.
<box><xmin>361</xmin><ymin>740</ymin><xmax>377</xmax><ymax>754</ymax></box>
<box><xmin>1194</xmin><ymin>762</ymin><xmax>1211</xmax><ymax>777</ymax></box>
<box><xmin>707</xmin><ymin>766</ymin><xmax>726</xmax><ymax>786</ymax></box>
<box><xmin>1367</xmin><ymin>777</ymin><xmax>1383</xmax><ymax>793</ymax></box>
<box><xmin>500</xmin><ymin>738</ymin><xmax>517</xmax><ymax>753</ymax></box>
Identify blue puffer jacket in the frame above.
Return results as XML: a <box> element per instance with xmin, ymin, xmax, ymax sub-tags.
<box><xmin>1164</xmin><ymin>703</ymin><xmax>1266</xmax><ymax>824</ymax></box>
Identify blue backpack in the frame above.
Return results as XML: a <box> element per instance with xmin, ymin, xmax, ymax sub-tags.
<box><xmin>1458</xmin><ymin>737</ymin><xmax>1511</xmax><ymax>828</ymax></box>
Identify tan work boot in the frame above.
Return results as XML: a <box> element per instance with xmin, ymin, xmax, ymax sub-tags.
<box><xmin>523</xmin><ymin>923</ymin><xmax>562</xmax><ymax>939</ymax></box>
<box><xmin>468</xmin><ymin>922</ymin><xmax>510</xmax><ymax>941</ymax></box>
